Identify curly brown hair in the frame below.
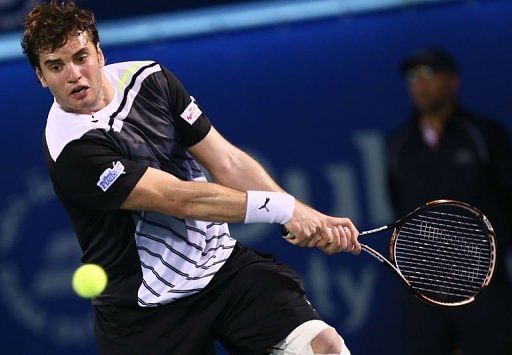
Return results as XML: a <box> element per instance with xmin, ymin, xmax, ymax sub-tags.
<box><xmin>21</xmin><ymin>0</ymin><xmax>99</xmax><ymax>69</ymax></box>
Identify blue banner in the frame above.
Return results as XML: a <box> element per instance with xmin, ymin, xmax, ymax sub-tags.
<box><xmin>0</xmin><ymin>0</ymin><xmax>265</xmax><ymax>32</ymax></box>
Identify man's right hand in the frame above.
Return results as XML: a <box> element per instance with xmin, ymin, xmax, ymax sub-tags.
<box><xmin>283</xmin><ymin>202</ymin><xmax>361</xmax><ymax>255</ymax></box>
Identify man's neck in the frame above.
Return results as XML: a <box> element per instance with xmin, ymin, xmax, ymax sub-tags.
<box><xmin>419</xmin><ymin>102</ymin><xmax>456</xmax><ymax>135</ymax></box>
<box><xmin>96</xmin><ymin>71</ymin><xmax>115</xmax><ymax>113</ymax></box>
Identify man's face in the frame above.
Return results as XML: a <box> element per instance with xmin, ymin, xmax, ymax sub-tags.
<box><xmin>406</xmin><ymin>65</ymin><xmax>459</xmax><ymax>115</ymax></box>
<box><xmin>36</xmin><ymin>33</ymin><xmax>107</xmax><ymax>114</ymax></box>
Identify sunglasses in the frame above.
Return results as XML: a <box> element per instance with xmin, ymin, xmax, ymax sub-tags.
<box><xmin>405</xmin><ymin>65</ymin><xmax>434</xmax><ymax>83</ymax></box>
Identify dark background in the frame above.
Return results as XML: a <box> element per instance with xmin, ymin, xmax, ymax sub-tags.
<box><xmin>1</xmin><ymin>0</ymin><xmax>260</xmax><ymax>31</ymax></box>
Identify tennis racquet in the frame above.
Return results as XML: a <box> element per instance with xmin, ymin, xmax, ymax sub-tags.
<box><xmin>285</xmin><ymin>199</ymin><xmax>497</xmax><ymax>307</ymax></box>
<box><xmin>358</xmin><ymin>199</ymin><xmax>496</xmax><ymax>307</ymax></box>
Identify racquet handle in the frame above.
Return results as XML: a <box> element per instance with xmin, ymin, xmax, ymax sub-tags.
<box><xmin>359</xmin><ymin>225</ymin><xmax>390</xmax><ymax>236</ymax></box>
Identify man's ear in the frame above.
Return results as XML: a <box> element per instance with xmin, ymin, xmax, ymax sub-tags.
<box><xmin>36</xmin><ymin>67</ymin><xmax>48</xmax><ymax>88</ymax></box>
<box><xmin>97</xmin><ymin>43</ymin><xmax>105</xmax><ymax>67</ymax></box>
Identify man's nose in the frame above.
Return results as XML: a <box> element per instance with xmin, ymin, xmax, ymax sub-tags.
<box><xmin>409</xmin><ymin>76</ymin><xmax>431</xmax><ymax>92</ymax></box>
<box><xmin>67</xmin><ymin>64</ymin><xmax>81</xmax><ymax>82</ymax></box>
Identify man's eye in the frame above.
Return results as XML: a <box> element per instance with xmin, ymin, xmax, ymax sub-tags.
<box><xmin>406</xmin><ymin>70</ymin><xmax>417</xmax><ymax>83</ymax></box>
<box><xmin>419</xmin><ymin>65</ymin><xmax>434</xmax><ymax>79</ymax></box>
<box><xmin>76</xmin><ymin>55</ymin><xmax>87</xmax><ymax>63</ymax></box>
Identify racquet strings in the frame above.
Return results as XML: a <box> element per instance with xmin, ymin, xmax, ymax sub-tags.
<box><xmin>394</xmin><ymin>204</ymin><xmax>493</xmax><ymax>304</ymax></box>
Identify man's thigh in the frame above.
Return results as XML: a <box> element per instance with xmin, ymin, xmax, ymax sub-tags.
<box><xmin>214</xmin><ymin>257</ymin><xmax>320</xmax><ymax>354</ymax></box>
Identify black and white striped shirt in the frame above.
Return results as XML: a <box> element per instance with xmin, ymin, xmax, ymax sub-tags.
<box><xmin>44</xmin><ymin>61</ymin><xmax>236</xmax><ymax>307</ymax></box>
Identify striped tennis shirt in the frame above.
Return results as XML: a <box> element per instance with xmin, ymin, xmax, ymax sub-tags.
<box><xmin>44</xmin><ymin>61</ymin><xmax>236</xmax><ymax>307</ymax></box>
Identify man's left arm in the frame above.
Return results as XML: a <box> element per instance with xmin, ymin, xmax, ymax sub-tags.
<box><xmin>188</xmin><ymin>126</ymin><xmax>361</xmax><ymax>255</ymax></box>
<box><xmin>188</xmin><ymin>126</ymin><xmax>282</xmax><ymax>193</ymax></box>
<box><xmin>160</xmin><ymin>66</ymin><xmax>358</xmax><ymax>253</ymax></box>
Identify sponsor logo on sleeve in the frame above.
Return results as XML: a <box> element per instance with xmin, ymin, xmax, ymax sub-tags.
<box><xmin>180</xmin><ymin>97</ymin><xmax>202</xmax><ymax>125</ymax></box>
<box><xmin>97</xmin><ymin>161</ymin><xmax>126</xmax><ymax>192</ymax></box>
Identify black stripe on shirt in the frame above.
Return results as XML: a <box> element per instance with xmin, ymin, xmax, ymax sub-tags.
<box><xmin>185</xmin><ymin>225</ymin><xmax>207</xmax><ymax>236</ymax></box>
<box><xmin>137</xmin><ymin>231</ymin><xmax>200</xmax><ymax>265</ymax></box>
<box><xmin>139</xmin><ymin>216</ymin><xmax>203</xmax><ymax>251</ymax></box>
<box><xmin>140</xmin><ymin>260</ymin><xmax>175</xmax><ymax>288</ymax></box>
<box><xmin>138</xmin><ymin>297</ymin><xmax>163</xmax><ymax>307</ymax></box>
<box><xmin>137</xmin><ymin>246</ymin><xmax>189</xmax><ymax>277</ymax></box>
<box><xmin>166</xmin><ymin>288</ymin><xmax>204</xmax><ymax>294</ymax></box>
<box><xmin>206</xmin><ymin>222</ymin><xmax>225</xmax><ymax>229</ymax></box>
<box><xmin>141</xmin><ymin>279</ymin><xmax>161</xmax><ymax>297</ymax></box>
<box><xmin>201</xmin><ymin>243</ymin><xmax>235</xmax><ymax>256</ymax></box>
<box><xmin>109</xmin><ymin>62</ymin><xmax>160</xmax><ymax>126</ymax></box>
<box><xmin>196</xmin><ymin>255</ymin><xmax>216</xmax><ymax>269</ymax></box>
<box><xmin>205</xmin><ymin>232</ymin><xmax>231</xmax><ymax>243</ymax></box>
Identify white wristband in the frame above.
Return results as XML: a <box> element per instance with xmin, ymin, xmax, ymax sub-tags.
<box><xmin>244</xmin><ymin>191</ymin><xmax>295</xmax><ymax>224</ymax></box>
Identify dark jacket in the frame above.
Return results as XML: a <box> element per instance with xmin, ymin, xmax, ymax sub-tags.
<box><xmin>386</xmin><ymin>105</ymin><xmax>512</xmax><ymax>281</ymax></box>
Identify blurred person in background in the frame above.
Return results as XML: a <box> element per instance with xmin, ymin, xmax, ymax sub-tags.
<box><xmin>386</xmin><ymin>47</ymin><xmax>512</xmax><ymax>355</ymax></box>
<box><xmin>21</xmin><ymin>1</ymin><xmax>360</xmax><ymax>354</ymax></box>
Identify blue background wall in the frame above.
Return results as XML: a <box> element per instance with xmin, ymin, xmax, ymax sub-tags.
<box><xmin>0</xmin><ymin>1</ymin><xmax>511</xmax><ymax>354</ymax></box>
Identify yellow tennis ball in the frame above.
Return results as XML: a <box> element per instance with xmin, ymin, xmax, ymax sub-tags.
<box><xmin>72</xmin><ymin>264</ymin><xmax>108</xmax><ymax>298</ymax></box>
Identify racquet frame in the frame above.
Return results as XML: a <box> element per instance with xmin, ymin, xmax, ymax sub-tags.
<box><xmin>360</xmin><ymin>199</ymin><xmax>497</xmax><ymax>307</ymax></box>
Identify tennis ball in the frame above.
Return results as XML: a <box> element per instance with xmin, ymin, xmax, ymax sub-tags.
<box><xmin>72</xmin><ymin>264</ymin><xmax>108</xmax><ymax>298</ymax></box>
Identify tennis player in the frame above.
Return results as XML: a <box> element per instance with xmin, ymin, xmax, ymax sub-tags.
<box><xmin>22</xmin><ymin>1</ymin><xmax>360</xmax><ymax>354</ymax></box>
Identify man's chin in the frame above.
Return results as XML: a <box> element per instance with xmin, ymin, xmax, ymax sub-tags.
<box><xmin>414</xmin><ymin>102</ymin><xmax>448</xmax><ymax>116</ymax></box>
<box><xmin>61</xmin><ymin>100</ymin><xmax>97</xmax><ymax>115</ymax></box>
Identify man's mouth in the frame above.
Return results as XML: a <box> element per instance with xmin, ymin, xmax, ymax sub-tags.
<box><xmin>70</xmin><ymin>86</ymin><xmax>88</xmax><ymax>96</ymax></box>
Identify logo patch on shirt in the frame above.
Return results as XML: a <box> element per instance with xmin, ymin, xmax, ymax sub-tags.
<box><xmin>180</xmin><ymin>97</ymin><xmax>202</xmax><ymax>125</ymax></box>
<box><xmin>97</xmin><ymin>161</ymin><xmax>126</xmax><ymax>192</ymax></box>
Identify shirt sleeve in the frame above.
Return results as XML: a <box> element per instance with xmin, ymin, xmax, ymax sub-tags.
<box><xmin>161</xmin><ymin>66</ymin><xmax>212</xmax><ymax>147</ymax></box>
<box><xmin>50</xmin><ymin>135</ymin><xmax>148</xmax><ymax>211</ymax></box>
